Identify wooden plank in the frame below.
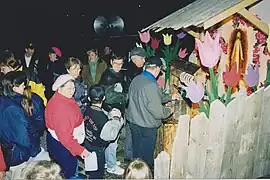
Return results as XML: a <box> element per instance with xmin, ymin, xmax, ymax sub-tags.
<box><xmin>182</xmin><ymin>28</ymin><xmax>201</xmax><ymax>39</ymax></box>
<box><xmin>203</xmin><ymin>100</ymin><xmax>227</xmax><ymax>178</ymax></box>
<box><xmin>170</xmin><ymin>115</ymin><xmax>190</xmax><ymax>179</ymax></box>
<box><xmin>186</xmin><ymin>113</ymin><xmax>209</xmax><ymax>178</ymax></box>
<box><xmin>236</xmin><ymin>88</ymin><xmax>264</xmax><ymax>178</ymax></box>
<box><xmin>154</xmin><ymin>151</ymin><xmax>170</xmax><ymax>179</ymax></box>
<box><xmin>203</xmin><ymin>0</ymin><xmax>257</xmax><ymax>30</ymax></box>
<box><xmin>253</xmin><ymin>86</ymin><xmax>270</xmax><ymax>178</ymax></box>
<box><xmin>238</xmin><ymin>8</ymin><xmax>269</xmax><ymax>35</ymax></box>
<box><xmin>220</xmin><ymin>94</ymin><xmax>246</xmax><ymax>178</ymax></box>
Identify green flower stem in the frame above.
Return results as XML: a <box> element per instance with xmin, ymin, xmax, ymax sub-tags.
<box><xmin>209</xmin><ymin>67</ymin><xmax>218</xmax><ymax>100</ymax></box>
<box><xmin>145</xmin><ymin>44</ymin><xmax>151</xmax><ymax>57</ymax></box>
<box><xmin>252</xmin><ymin>86</ymin><xmax>257</xmax><ymax>92</ymax></box>
<box><xmin>225</xmin><ymin>86</ymin><xmax>232</xmax><ymax>105</ymax></box>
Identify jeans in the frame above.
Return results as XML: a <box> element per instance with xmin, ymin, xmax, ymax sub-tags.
<box><xmin>85</xmin><ymin>144</ymin><xmax>106</xmax><ymax>179</ymax></box>
<box><xmin>124</xmin><ymin>121</ymin><xmax>133</xmax><ymax>161</ymax></box>
<box><xmin>46</xmin><ymin>132</ymin><xmax>78</xmax><ymax>179</ymax></box>
<box><xmin>105</xmin><ymin>137</ymin><xmax>119</xmax><ymax>170</ymax></box>
<box><xmin>129</xmin><ymin>122</ymin><xmax>157</xmax><ymax>168</ymax></box>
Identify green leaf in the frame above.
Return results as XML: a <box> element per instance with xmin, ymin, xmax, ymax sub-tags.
<box><xmin>225</xmin><ymin>86</ymin><xmax>232</xmax><ymax>105</ymax></box>
<box><xmin>220</xmin><ymin>94</ymin><xmax>226</xmax><ymax>103</ymax></box>
<box><xmin>199</xmin><ymin>101</ymin><xmax>210</xmax><ymax>118</ymax></box>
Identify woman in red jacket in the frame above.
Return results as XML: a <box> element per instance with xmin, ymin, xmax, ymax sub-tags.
<box><xmin>0</xmin><ymin>147</ymin><xmax>6</xmax><ymax>180</ymax></box>
<box><xmin>45</xmin><ymin>74</ymin><xmax>89</xmax><ymax>179</ymax></box>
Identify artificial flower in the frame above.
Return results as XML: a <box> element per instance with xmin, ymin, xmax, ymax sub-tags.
<box><xmin>223</xmin><ymin>62</ymin><xmax>241</xmax><ymax>87</ymax></box>
<box><xmin>162</xmin><ymin>33</ymin><xmax>172</xmax><ymax>45</ymax></box>
<box><xmin>183</xmin><ymin>79</ymin><xmax>204</xmax><ymax>103</ymax></box>
<box><xmin>138</xmin><ymin>30</ymin><xmax>150</xmax><ymax>43</ymax></box>
<box><xmin>178</xmin><ymin>48</ymin><xmax>188</xmax><ymax>59</ymax></box>
<box><xmin>136</xmin><ymin>42</ymin><xmax>143</xmax><ymax>48</ymax></box>
<box><xmin>244</xmin><ymin>64</ymin><xmax>259</xmax><ymax>87</ymax></box>
<box><xmin>195</xmin><ymin>31</ymin><xmax>221</xmax><ymax>68</ymax></box>
<box><xmin>150</xmin><ymin>37</ymin><xmax>161</xmax><ymax>49</ymax></box>
<box><xmin>177</xmin><ymin>32</ymin><xmax>186</xmax><ymax>39</ymax></box>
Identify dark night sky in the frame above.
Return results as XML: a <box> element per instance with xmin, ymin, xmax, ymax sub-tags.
<box><xmin>0</xmin><ymin>0</ymin><xmax>196</xmax><ymax>56</ymax></box>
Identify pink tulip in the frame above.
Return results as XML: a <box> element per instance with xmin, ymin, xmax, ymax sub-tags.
<box><xmin>183</xmin><ymin>78</ymin><xmax>204</xmax><ymax>103</ymax></box>
<box><xmin>178</xmin><ymin>48</ymin><xmax>188</xmax><ymax>59</ymax></box>
<box><xmin>195</xmin><ymin>31</ymin><xmax>221</xmax><ymax>68</ymax></box>
<box><xmin>138</xmin><ymin>30</ymin><xmax>150</xmax><ymax>44</ymax></box>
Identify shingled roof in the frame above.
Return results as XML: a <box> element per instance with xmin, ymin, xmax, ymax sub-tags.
<box><xmin>142</xmin><ymin>0</ymin><xmax>268</xmax><ymax>35</ymax></box>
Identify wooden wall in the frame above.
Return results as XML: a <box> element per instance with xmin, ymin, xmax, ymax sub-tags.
<box><xmin>155</xmin><ymin>85</ymin><xmax>270</xmax><ymax>179</ymax></box>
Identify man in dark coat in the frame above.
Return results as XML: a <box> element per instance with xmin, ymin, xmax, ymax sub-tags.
<box><xmin>124</xmin><ymin>47</ymin><xmax>146</xmax><ymax>162</ymax></box>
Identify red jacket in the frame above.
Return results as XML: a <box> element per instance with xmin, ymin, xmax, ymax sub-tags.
<box><xmin>0</xmin><ymin>147</ymin><xmax>6</xmax><ymax>171</ymax></box>
<box><xmin>45</xmin><ymin>92</ymin><xmax>85</xmax><ymax>156</ymax></box>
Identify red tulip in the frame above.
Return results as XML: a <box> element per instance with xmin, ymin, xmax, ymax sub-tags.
<box><xmin>150</xmin><ymin>37</ymin><xmax>160</xmax><ymax>49</ymax></box>
<box><xmin>223</xmin><ymin>62</ymin><xmax>241</xmax><ymax>87</ymax></box>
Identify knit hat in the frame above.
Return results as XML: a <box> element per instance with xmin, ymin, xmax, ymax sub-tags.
<box><xmin>52</xmin><ymin>74</ymin><xmax>74</xmax><ymax>91</ymax></box>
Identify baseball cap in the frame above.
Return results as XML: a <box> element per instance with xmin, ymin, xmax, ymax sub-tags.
<box><xmin>88</xmin><ymin>84</ymin><xmax>105</xmax><ymax>101</ymax></box>
<box><xmin>49</xmin><ymin>47</ymin><xmax>62</xmax><ymax>57</ymax></box>
<box><xmin>52</xmin><ymin>74</ymin><xmax>74</xmax><ymax>91</ymax></box>
<box><xmin>145</xmin><ymin>56</ymin><xmax>163</xmax><ymax>67</ymax></box>
<box><xmin>26</xmin><ymin>43</ymin><xmax>35</xmax><ymax>49</ymax></box>
<box><xmin>130</xmin><ymin>47</ymin><xmax>146</xmax><ymax>57</ymax></box>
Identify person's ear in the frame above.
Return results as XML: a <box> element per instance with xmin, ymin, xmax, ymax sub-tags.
<box><xmin>110</xmin><ymin>60</ymin><xmax>113</xmax><ymax>66</ymax></box>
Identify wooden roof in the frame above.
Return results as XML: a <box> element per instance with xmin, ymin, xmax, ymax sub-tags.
<box><xmin>142</xmin><ymin>0</ymin><xmax>268</xmax><ymax>35</ymax></box>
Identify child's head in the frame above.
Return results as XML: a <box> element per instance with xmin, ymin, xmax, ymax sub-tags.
<box><xmin>124</xmin><ymin>159</ymin><xmax>153</xmax><ymax>179</ymax></box>
<box><xmin>22</xmin><ymin>160</ymin><xmax>63</xmax><ymax>180</ymax></box>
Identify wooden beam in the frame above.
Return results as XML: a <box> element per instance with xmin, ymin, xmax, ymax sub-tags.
<box><xmin>203</xmin><ymin>0</ymin><xmax>257</xmax><ymax>30</ymax></box>
<box><xmin>238</xmin><ymin>8</ymin><xmax>269</xmax><ymax>35</ymax></box>
<box><xmin>182</xmin><ymin>28</ymin><xmax>200</xmax><ymax>39</ymax></box>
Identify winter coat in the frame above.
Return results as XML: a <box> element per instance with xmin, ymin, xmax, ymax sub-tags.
<box><xmin>0</xmin><ymin>96</ymin><xmax>32</xmax><ymax>167</ymax></box>
<box><xmin>10</xmin><ymin>93</ymin><xmax>45</xmax><ymax>157</ymax></box>
<box><xmin>81</xmin><ymin>58</ymin><xmax>107</xmax><ymax>87</ymax></box>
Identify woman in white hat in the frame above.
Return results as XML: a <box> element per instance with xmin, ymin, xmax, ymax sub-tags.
<box><xmin>45</xmin><ymin>74</ymin><xmax>89</xmax><ymax>179</ymax></box>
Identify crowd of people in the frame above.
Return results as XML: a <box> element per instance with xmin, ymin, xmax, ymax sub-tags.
<box><xmin>0</xmin><ymin>42</ymin><xmax>180</xmax><ymax>179</ymax></box>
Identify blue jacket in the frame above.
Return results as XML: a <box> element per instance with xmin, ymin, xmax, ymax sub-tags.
<box><xmin>0</xmin><ymin>96</ymin><xmax>31</xmax><ymax>166</ymax></box>
<box><xmin>10</xmin><ymin>93</ymin><xmax>45</xmax><ymax>157</ymax></box>
<box><xmin>74</xmin><ymin>78</ymin><xmax>88</xmax><ymax>114</ymax></box>
<box><xmin>0</xmin><ymin>93</ymin><xmax>45</xmax><ymax>167</ymax></box>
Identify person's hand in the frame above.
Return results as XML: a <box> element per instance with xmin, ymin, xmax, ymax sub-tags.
<box><xmin>0</xmin><ymin>171</ymin><xmax>6</xmax><ymax>180</ymax></box>
<box><xmin>80</xmin><ymin>149</ymin><xmax>90</xmax><ymax>159</ymax></box>
<box><xmin>172</xmin><ymin>93</ymin><xmax>180</xmax><ymax>101</ymax></box>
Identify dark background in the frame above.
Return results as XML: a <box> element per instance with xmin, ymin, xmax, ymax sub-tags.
<box><xmin>0</xmin><ymin>0</ymin><xmax>196</xmax><ymax>59</ymax></box>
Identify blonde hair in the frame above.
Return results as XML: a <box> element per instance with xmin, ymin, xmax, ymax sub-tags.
<box><xmin>124</xmin><ymin>159</ymin><xmax>153</xmax><ymax>179</ymax></box>
<box><xmin>22</xmin><ymin>160</ymin><xmax>63</xmax><ymax>180</ymax></box>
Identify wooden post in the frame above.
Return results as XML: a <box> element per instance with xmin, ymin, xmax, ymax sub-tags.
<box><xmin>170</xmin><ymin>115</ymin><xmax>190</xmax><ymax>179</ymax></box>
<box><xmin>154</xmin><ymin>151</ymin><xmax>170</xmax><ymax>179</ymax></box>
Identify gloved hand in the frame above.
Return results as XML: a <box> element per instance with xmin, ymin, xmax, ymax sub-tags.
<box><xmin>114</xmin><ymin>83</ymin><xmax>123</xmax><ymax>93</ymax></box>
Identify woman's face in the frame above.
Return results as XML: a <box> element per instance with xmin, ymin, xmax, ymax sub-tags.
<box><xmin>60</xmin><ymin>81</ymin><xmax>75</xmax><ymax>98</ymax></box>
<box><xmin>1</xmin><ymin>65</ymin><xmax>14</xmax><ymax>74</ymax></box>
<box><xmin>13</xmin><ymin>82</ymin><xmax>26</xmax><ymax>95</ymax></box>
<box><xmin>68</xmin><ymin>64</ymin><xmax>81</xmax><ymax>78</ymax></box>
<box><xmin>88</xmin><ymin>52</ymin><xmax>97</xmax><ymax>61</ymax></box>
